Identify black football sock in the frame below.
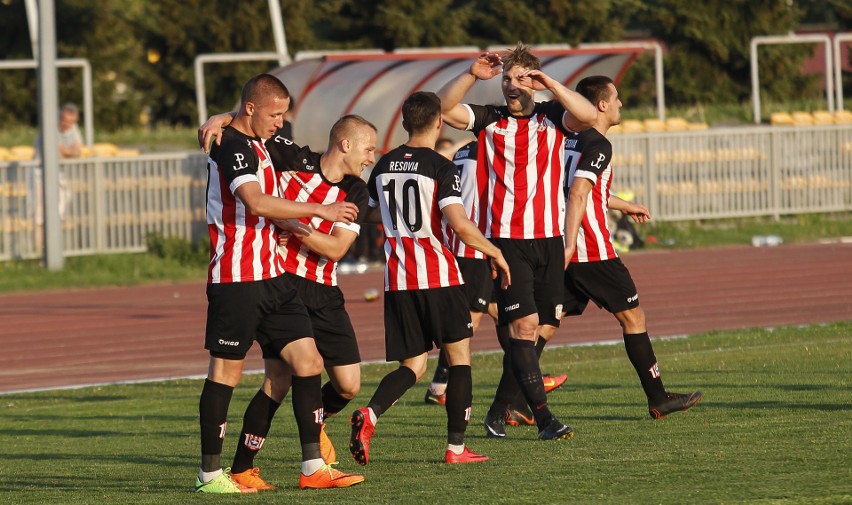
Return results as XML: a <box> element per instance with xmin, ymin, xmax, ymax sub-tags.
<box><xmin>367</xmin><ymin>366</ymin><xmax>417</xmax><ymax>418</ymax></box>
<box><xmin>321</xmin><ymin>381</ymin><xmax>350</xmax><ymax>420</ymax></box>
<box><xmin>535</xmin><ymin>337</ymin><xmax>547</xmax><ymax>357</ymax></box>
<box><xmin>291</xmin><ymin>374</ymin><xmax>323</xmax><ymax>462</ymax></box>
<box><xmin>624</xmin><ymin>332</ymin><xmax>667</xmax><ymax>403</ymax></box>
<box><xmin>231</xmin><ymin>389</ymin><xmax>281</xmax><ymax>474</ymax></box>
<box><xmin>446</xmin><ymin>365</ymin><xmax>473</xmax><ymax>445</ymax></box>
<box><xmin>489</xmin><ymin>324</ymin><xmax>516</xmax><ymax>416</ymax></box>
<box><xmin>491</xmin><ymin>350</ymin><xmax>521</xmax><ymax>416</ymax></box>
<box><xmin>506</xmin><ymin>335</ymin><xmax>549</xmax><ymax>408</ymax></box>
<box><xmin>199</xmin><ymin>379</ymin><xmax>234</xmax><ymax>472</ymax></box>
<box><xmin>509</xmin><ymin>339</ymin><xmax>553</xmax><ymax>427</ymax></box>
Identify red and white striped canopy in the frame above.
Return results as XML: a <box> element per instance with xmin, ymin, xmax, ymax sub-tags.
<box><xmin>274</xmin><ymin>47</ymin><xmax>641</xmax><ymax>153</ymax></box>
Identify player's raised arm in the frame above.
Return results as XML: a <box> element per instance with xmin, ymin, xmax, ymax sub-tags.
<box><xmin>198</xmin><ymin>112</ymin><xmax>236</xmax><ymax>152</ymax></box>
<box><xmin>517</xmin><ymin>69</ymin><xmax>597</xmax><ymax>132</ymax></box>
<box><xmin>437</xmin><ymin>52</ymin><xmax>503</xmax><ymax>130</ymax></box>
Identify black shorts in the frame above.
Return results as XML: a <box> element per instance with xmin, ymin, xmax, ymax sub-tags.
<box><xmin>205</xmin><ymin>275</ymin><xmax>314</xmax><ymax>360</ymax></box>
<box><xmin>284</xmin><ymin>273</ymin><xmax>360</xmax><ymax>366</ymax></box>
<box><xmin>563</xmin><ymin>258</ymin><xmax>639</xmax><ymax>316</ymax></box>
<box><xmin>457</xmin><ymin>257</ymin><xmax>493</xmax><ymax>314</ymax></box>
<box><xmin>491</xmin><ymin>237</ymin><xmax>564</xmax><ymax>327</ymax></box>
<box><xmin>383</xmin><ymin>286</ymin><xmax>473</xmax><ymax>362</ymax></box>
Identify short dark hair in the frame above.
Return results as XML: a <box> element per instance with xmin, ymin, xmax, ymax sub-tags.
<box><xmin>402</xmin><ymin>91</ymin><xmax>441</xmax><ymax>134</ymax></box>
<box><xmin>240</xmin><ymin>73</ymin><xmax>290</xmax><ymax>107</ymax></box>
<box><xmin>330</xmin><ymin>114</ymin><xmax>377</xmax><ymax>144</ymax></box>
<box><xmin>576</xmin><ymin>75</ymin><xmax>614</xmax><ymax>105</ymax></box>
<box><xmin>503</xmin><ymin>42</ymin><xmax>541</xmax><ymax>72</ymax></box>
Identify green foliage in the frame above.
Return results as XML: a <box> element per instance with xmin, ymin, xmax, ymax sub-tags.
<box><xmin>644</xmin><ymin>212</ymin><xmax>852</xmax><ymax>249</ymax></box>
<box><xmin>1</xmin><ymin>0</ymin><xmax>851</xmax><ymax>130</ymax></box>
<box><xmin>0</xmin><ymin>251</ymin><xmax>205</xmax><ymax>293</ymax></box>
<box><xmin>2</xmin><ymin>323</ymin><xmax>850</xmax><ymax>503</ymax></box>
<box><xmin>145</xmin><ymin>232</ymin><xmax>209</xmax><ymax>267</ymax></box>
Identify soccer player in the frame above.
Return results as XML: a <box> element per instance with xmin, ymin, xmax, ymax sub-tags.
<box><xmin>197</xmin><ymin>113</ymin><xmax>376</xmax><ymax>489</ymax></box>
<box><xmin>423</xmin><ymin>141</ymin><xmax>567</xmax><ymax>430</ymax></box>
<box><xmin>348</xmin><ymin>91</ymin><xmax>511</xmax><ymax>466</ymax></box>
<box><xmin>196</xmin><ymin>73</ymin><xmax>363</xmax><ymax>493</ymax></box>
<box><xmin>563</xmin><ymin>75</ymin><xmax>703</xmax><ymax>419</ymax></box>
<box><xmin>437</xmin><ymin>43</ymin><xmax>597</xmax><ymax>439</ymax></box>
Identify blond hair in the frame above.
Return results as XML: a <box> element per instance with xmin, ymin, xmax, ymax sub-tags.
<box><xmin>502</xmin><ymin>42</ymin><xmax>541</xmax><ymax>72</ymax></box>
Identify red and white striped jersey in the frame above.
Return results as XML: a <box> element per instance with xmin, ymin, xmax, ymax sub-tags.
<box><xmin>444</xmin><ymin>140</ymin><xmax>487</xmax><ymax>259</ymax></box>
<box><xmin>266</xmin><ymin>133</ymin><xmax>369</xmax><ymax>286</ymax></box>
<box><xmin>368</xmin><ymin>145</ymin><xmax>464</xmax><ymax>291</ymax></box>
<box><xmin>463</xmin><ymin>101</ymin><xmax>569</xmax><ymax>239</ymax></box>
<box><xmin>206</xmin><ymin>127</ymin><xmax>285</xmax><ymax>283</ymax></box>
<box><xmin>564</xmin><ymin>128</ymin><xmax>617</xmax><ymax>262</ymax></box>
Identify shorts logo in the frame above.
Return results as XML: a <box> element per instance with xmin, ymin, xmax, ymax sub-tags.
<box><xmin>218</xmin><ymin>339</ymin><xmax>239</xmax><ymax>346</ymax></box>
<box><xmin>467</xmin><ymin>322</ymin><xmax>474</xmax><ymax>329</ymax></box>
<box><xmin>477</xmin><ymin>298</ymin><xmax>487</xmax><ymax>306</ymax></box>
<box><xmin>243</xmin><ymin>433</ymin><xmax>266</xmax><ymax>451</ymax></box>
<box><xmin>554</xmin><ymin>304</ymin><xmax>563</xmax><ymax>320</ymax></box>
<box><xmin>627</xmin><ymin>293</ymin><xmax>638</xmax><ymax>303</ymax></box>
<box><xmin>649</xmin><ymin>362</ymin><xmax>660</xmax><ymax>379</ymax></box>
<box><xmin>505</xmin><ymin>303</ymin><xmax>520</xmax><ymax>312</ymax></box>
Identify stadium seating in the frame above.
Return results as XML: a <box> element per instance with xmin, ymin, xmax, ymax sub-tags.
<box><xmin>620</xmin><ymin>119</ymin><xmax>645</xmax><ymax>133</ymax></box>
<box><xmin>7</xmin><ymin>145</ymin><xmax>35</xmax><ymax>161</ymax></box>
<box><xmin>91</xmin><ymin>143</ymin><xmax>119</xmax><ymax>157</ymax></box>
<box><xmin>811</xmin><ymin>110</ymin><xmax>834</xmax><ymax>125</ymax></box>
<box><xmin>664</xmin><ymin>117</ymin><xmax>689</xmax><ymax>131</ymax></box>
<box><xmin>770</xmin><ymin>112</ymin><xmax>795</xmax><ymax>126</ymax></box>
<box><xmin>791</xmin><ymin>111</ymin><xmax>815</xmax><ymax>126</ymax></box>
<box><xmin>643</xmin><ymin>118</ymin><xmax>666</xmax><ymax>132</ymax></box>
<box><xmin>834</xmin><ymin>110</ymin><xmax>852</xmax><ymax>125</ymax></box>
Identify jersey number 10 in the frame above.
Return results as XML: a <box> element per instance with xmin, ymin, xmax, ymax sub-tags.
<box><xmin>382</xmin><ymin>179</ymin><xmax>423</xmax><ymax>233</ymax></box>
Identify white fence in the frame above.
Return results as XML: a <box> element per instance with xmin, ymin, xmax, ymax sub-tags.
<box><xmin>1</xmin><ymin>124</ymin><xmax>850</xmax><ymax>260</ymax></box>
<box><xmin>611</xmin><ymin>124</ymin><xmax>852</xmax><ymax>220</ymax></box>
<box><xmin>0</xmin><ymin>152</ymin><xmax>208</xmax><ymax>260</ymax></box>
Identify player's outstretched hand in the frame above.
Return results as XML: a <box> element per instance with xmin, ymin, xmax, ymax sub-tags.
<box><xmin>626</xmin><ymin>203</ymin><xmax>651</xmax><ymax>223</ymax></box>
<box><xmin>491</xmin><ymin>254</ymin><xmax>511</xmax><ymax>290</ymax></box>
<box><xmin>318</xmin><ymin>201</ymin><xmax>359</xmax><ymax>224</ymax></box>
<box><xmin>471</xmin><ymin>52</ymin><xmax>504</xmax><ymax>81</ymax></box>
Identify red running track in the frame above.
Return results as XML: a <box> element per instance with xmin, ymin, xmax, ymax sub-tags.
<box><xmin>1</xmin><ymin>243</ymin><xmax>850</xmax><ymax>394</ymax></box>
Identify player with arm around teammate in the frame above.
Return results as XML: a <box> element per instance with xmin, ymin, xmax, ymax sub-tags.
<box><xmin>195</xmin><ymin>74</ymin><xmax>363</xmax><ymax>493</ymax></box>
<box><xmin>563</xmin><ymin>75</ymin><xmax>703</xmax><ymax>419</ymax></box>
<box><xmin>348</xmin><ymin>91</ymin><xmax>511</xmax><ymax>467</ymax></box>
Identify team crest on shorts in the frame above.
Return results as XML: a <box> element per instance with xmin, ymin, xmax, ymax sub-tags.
<box><xmin>554</xmin><ymin>304</ymin><xmax>563</xmax><ymax>320</ymax></box>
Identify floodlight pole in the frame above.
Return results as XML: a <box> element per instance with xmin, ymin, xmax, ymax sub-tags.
<box><xmin>38</xmin><ymin>0</ymin><xmax>64</xmax><ymax>270</ymax></box>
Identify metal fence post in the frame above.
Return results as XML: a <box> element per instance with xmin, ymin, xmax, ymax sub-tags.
<box><xmin>644</xmin><ymin>135</ymin><xmax>658</xmax><ymax>220</ymax></box>
<box><xmin>93</xmin><ymin>158</ymin><xmax>106</xmax><ymax>252</ymax></box>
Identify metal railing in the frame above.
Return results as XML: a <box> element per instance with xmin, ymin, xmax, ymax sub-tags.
<box><xmin>611</xmin><ymin>124</ymin><xmax>852</xmax><ymax>220</ymax></box>
<box><xmin>1</xmin><ymin>124</ymin><xmax>850</xmax><ymax>260</ymax></box>
<box><xmin>0</xmin><ymin>152</ymin><xmax>208</xmax><ymax>260</ymax></box>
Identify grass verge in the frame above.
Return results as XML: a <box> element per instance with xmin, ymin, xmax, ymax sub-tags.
<box><xmin>2</xmin><ymin>322</ymin><xmax>850</xmax><ymax>504</ymax></box>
